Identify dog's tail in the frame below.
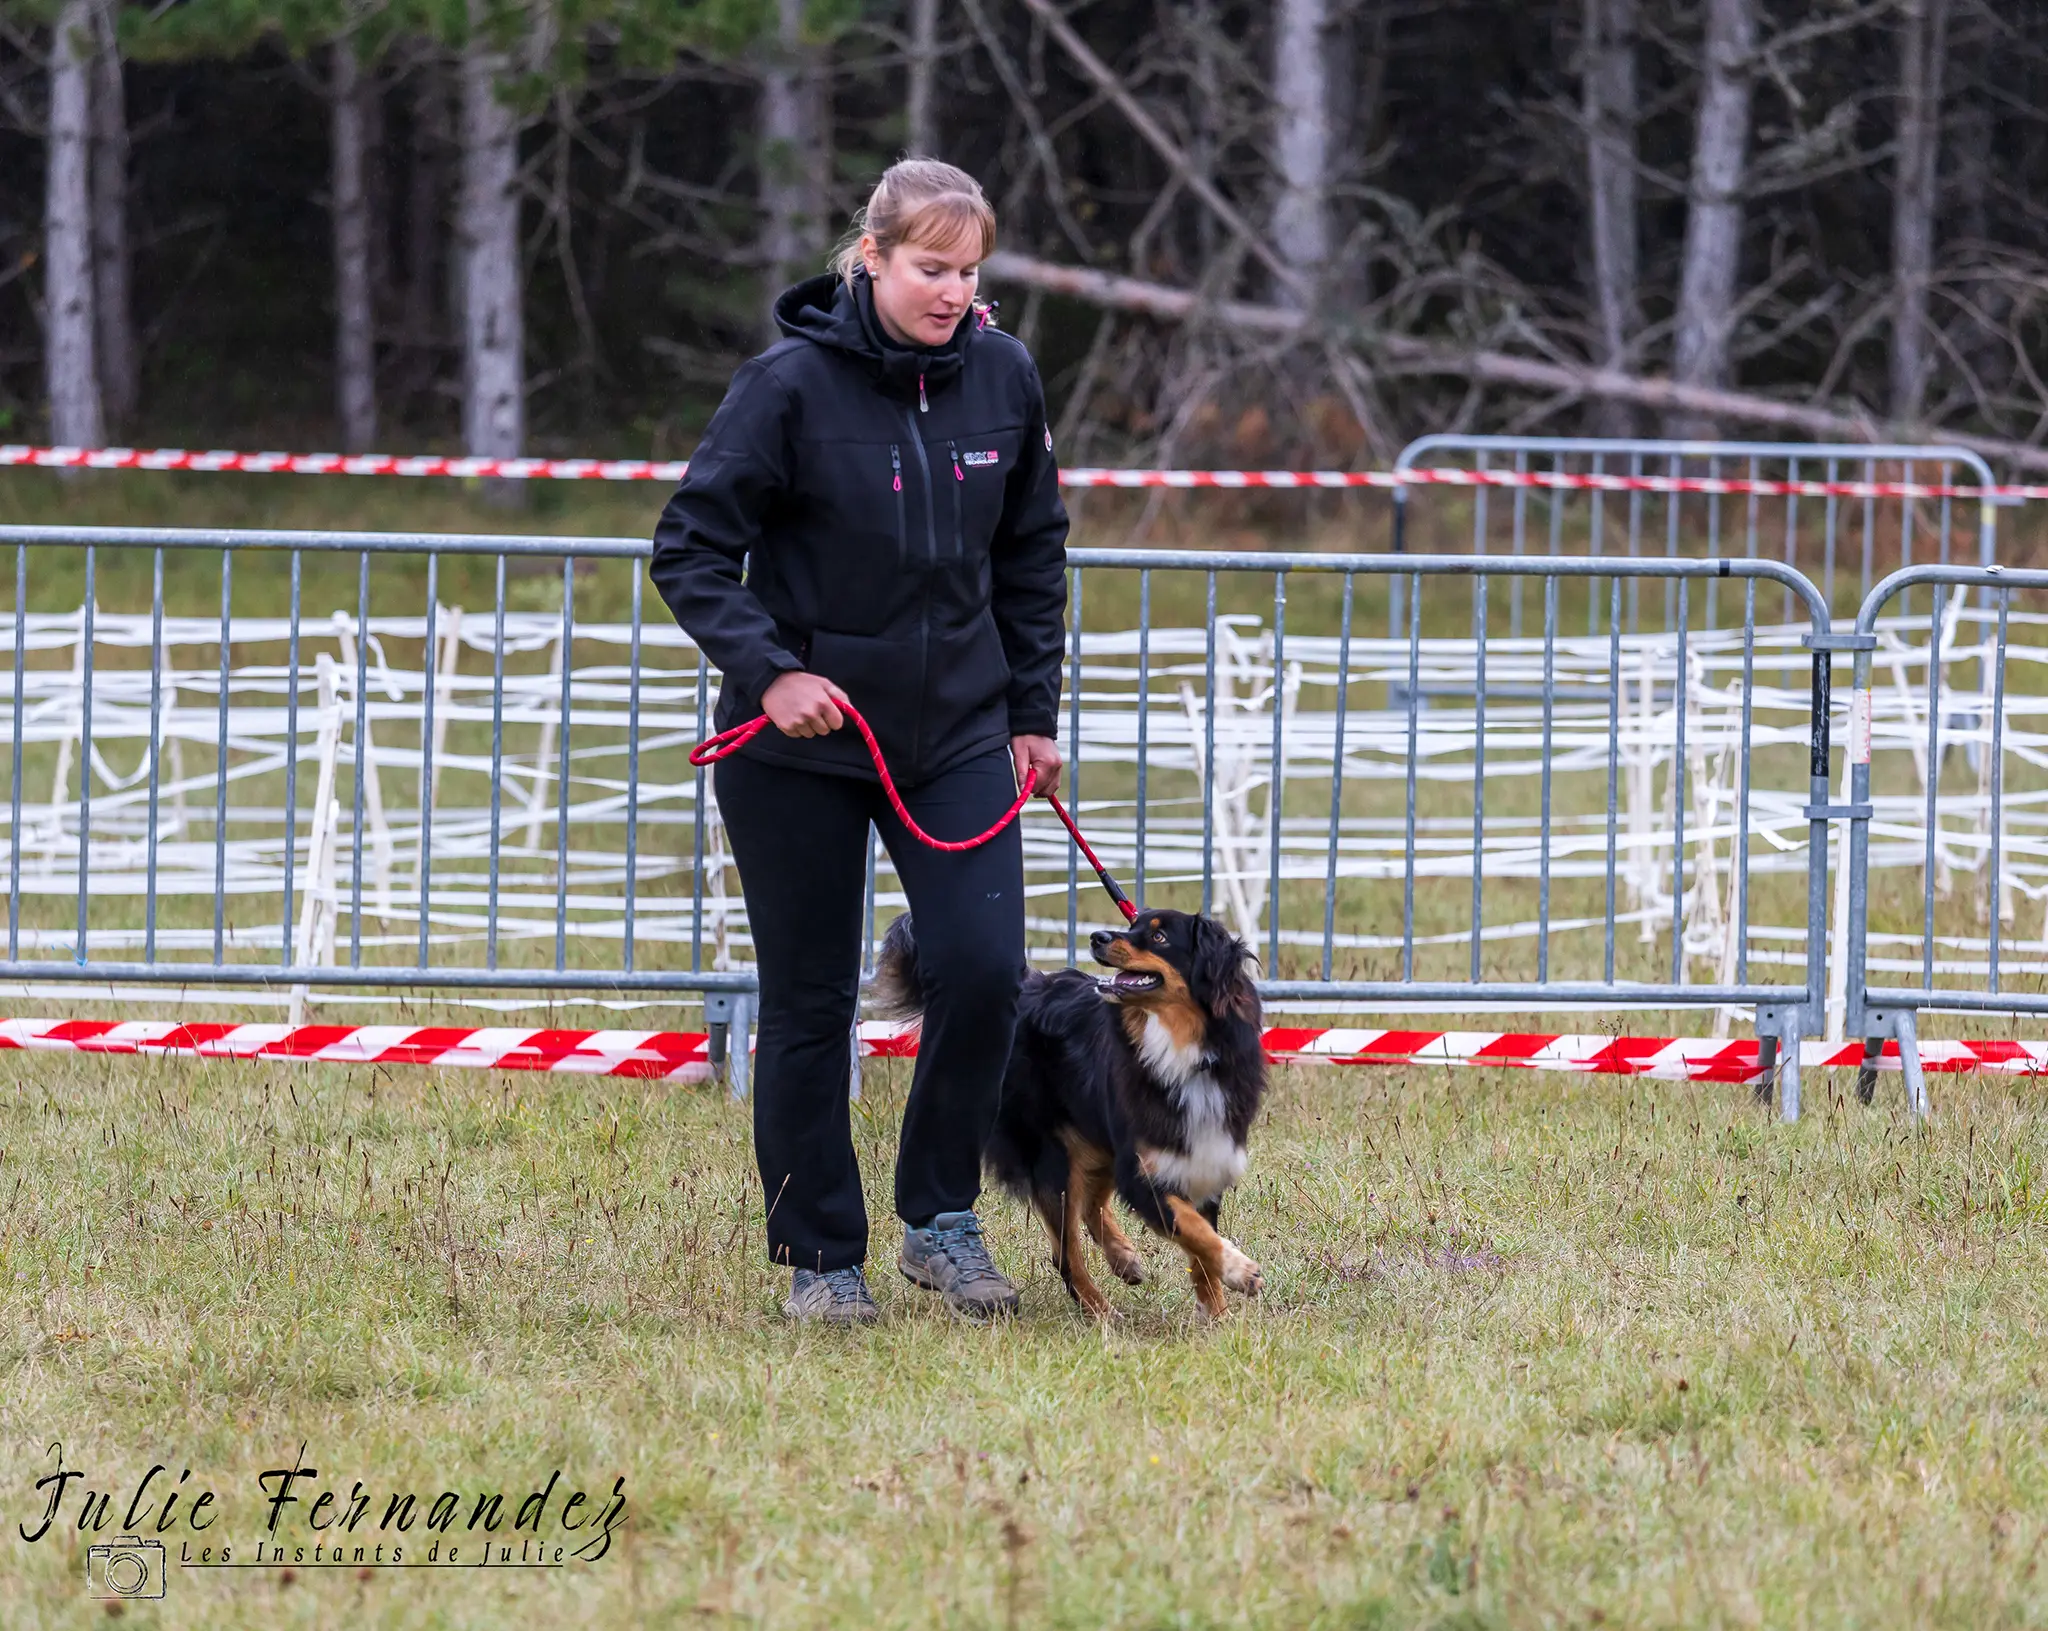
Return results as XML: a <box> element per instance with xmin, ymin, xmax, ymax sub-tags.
<box><xmin>865</xmin><ymin>912</ymin><xmax>925</xmax><ymax>1023</ymax></box>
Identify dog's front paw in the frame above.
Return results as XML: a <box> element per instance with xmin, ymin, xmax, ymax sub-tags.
<box><xmin>1219</xmin><ymin>1237</ymin><xmax>1263</xmax><ymax>1297</ymax></box>
<box><xmin>1105</xmin><ymin>1250</ymin><xmax>1146</xmax><ymax>1286</ymax></box>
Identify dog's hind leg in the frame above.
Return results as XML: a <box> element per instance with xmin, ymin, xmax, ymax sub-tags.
<box><xmin>1028</xmin><ymin>1147</ymin><xmax>1114</xmax><ymax>1320</ymax></box>
<box><xmin>1061</xmin><ymin>1131</ymin><xmax>1144</xmax><ymax>1285</ymax></box>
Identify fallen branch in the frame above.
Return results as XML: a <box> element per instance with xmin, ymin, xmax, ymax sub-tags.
<box><xmin>983</xmin><ymin>250</ymin><xmax>2048</xmax><ymax>475</ymax></box>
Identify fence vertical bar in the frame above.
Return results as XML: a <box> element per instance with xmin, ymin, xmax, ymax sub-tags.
<box><xmin>487</xmin><ymin>554</ymin><xmax>505</xmax><ymax>970</ymax></box>
<box><xmin>1323</xmin><ymin>572</ymin><xmax>1354</xmax><ymax>982</ymax></box>
<box><xmin>1468</xmin><ymin>574</ymin><xmax>1486</xmax><ymax>983</ymax></box>
<box><xmin>147</xmin><ymin>548</ymin><xmax>166</xmax><ymax>963</ymax></box>
<box><xmin>1673</xmin><ymin>581</ymin><xmax>1689</xmax><ymax>985</ymax></box>
<box><xmin>1781</xmin><ymin>457</ymin><xmax>1798</xmax><ymax>625</ymax></box>
<box><xmin>1604</xmin><ymin>575</ymin><xmax>1621</xmax><ymax>983</ymax></box>
<box><xmin>1586</xmin><ymin>453</ymin><xmax>1603</xmax><ymax>636</ymax></box>
<box><xmin>1626</xmin><ymin>453</ymin><xmax>1643</xmax><ymax>634</ymax></box>
<box><xmin>1201</xmin><ymin>571</ymin><xmax>1217</xmax><ymax>919</ymax></box>
<box><xmin>7</xmin><ymin>545</ymin><xmax>22</xmax><ymax>960</ymax></box>
<box><xmin>1067</xmin><ymin>564</ymin><xmax>1083</xmax><ymax>963</ymax></box>
<box><xmin>1511</xmin><ymin>451</ymin><xmax>1527</xmax><ymax>638</ymax></box>
<box><xmin>212</xmin><ymin>547</ymin><xmax>228</xmax><ymax>962</ymax></box>
<box><xmin>1268</xmin><ymin>569</ymin><xmax>1287</xmax><ymax>977</ymax></box>
<box><xmin>1664</xmin><ymin>454</ymin><xmax>1681</xmax><ymax>632</ymax></box>
<box><xmin>624</xmin><ymin>568</ymin><xmax>643</xmax><ymax>973</ymax></box>
<box><xmin>1538</xmin><ymin>573</ymin><xmax>1556</xmax><ymax>982</ymax></box>
<box><xmin>1822</xmin><ymin>460</ymin><xmax>1840</xmax><ymax>616</ymax></box>
<box><xmin>1736</xmin><ymin>581</ymin><xmax>1756</xmax><ymax>982</ymax></box>
<box><xmin>418</xmin><ymin>555</ymin><xmax>438</xmax><ymax>968</ymax></box>
<box><xmin>350</xmin><ymin>549</ymin><xmax>369</xmax><ymax>967</ymax></box>
<box><xmin>1401</xmin><ymin>571</ymin><xmax>1421</xmax><ymax>980</ymax></box>
<box><xmin>1921</xmin><ymin>585</ymin><xmax>1944</xmax><ymax>992</ymax></box>
<box><xmin>1989</xmin><ymin>588</ymin><xmax>2009</xmax><ymax>992</ymax></box>
<box><xmin>77</xmin><ymin>547</ymin><xmax>97</xmax><ymax>964</ymax></box>
<box><xmin>1861</xmin><ymin>464</ymin><xmax>1876</xmax><ymax>603</ymax></box>
<box><xmin>692</xmin><ymin>650</ymin><xmax>709</xmax><ymax>972</ymax></box>
<box><xmin>1706</xmin><ymin>457</ymin><xmax>1722</xmax><ymax>632</ymax></box>
<box><xmin>278</xmin><ymin>549</ymin><xmax>299</xmax><ymax>969</ymax></box>
<box><xmin>1799</xmin><ymin>638</ymin><xmax>1833</xmax><ymax>1117</ymax></box>
<box><xmin>1135</xmin><ymin>569</ymin><xmax>1150</xmax><ymax>905</ymax></box>
<box><xmin>555</xmin><ymin>556</ymin><xmax>574</xmax><ymax>973</ymax></box>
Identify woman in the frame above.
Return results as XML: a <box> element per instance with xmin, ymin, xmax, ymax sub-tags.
<box><xmin>650</xmin><ymin>160</ymin><xmax>1070</xmax><ymax>1323</ymax></box>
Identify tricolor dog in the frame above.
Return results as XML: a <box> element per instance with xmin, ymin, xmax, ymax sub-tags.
<box><xmin>872</xmin><ymin>908</ymin><xmax>1267</xmax><ymax>1318</ymax></box>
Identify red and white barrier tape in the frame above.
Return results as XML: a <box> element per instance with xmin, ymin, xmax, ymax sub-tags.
<box><xmin>2</xmin><ymin>1017</ymin><xmax>2040</xmax><ymax>1083</ymax></box>
<box><xmin>5</xmin><ymin>444</ymin><xmax>2042</xmax><ymax>502</ymax></box>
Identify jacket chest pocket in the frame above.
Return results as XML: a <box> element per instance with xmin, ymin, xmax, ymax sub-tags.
<box><xmin>945</xmin><ymin>430</ymin><xmax>1024</xmax><ymax>562</ymax></box>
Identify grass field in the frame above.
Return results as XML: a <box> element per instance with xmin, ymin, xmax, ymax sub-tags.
<box><xmin>0</xmin><ymin>1045</ymin><xmax>2045</xmax><ymax>1628</ymax></box>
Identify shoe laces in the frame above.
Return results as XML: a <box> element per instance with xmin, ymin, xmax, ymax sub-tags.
<box><xmin>819</xmin><ymin>1266</ymin><xmax>870</xmax><ymax>1303</ymax></box>
<box><xmin>929</xmin><ymin>1215</ymin><xmax>1004</xmax><ymax>1287</ymax></box>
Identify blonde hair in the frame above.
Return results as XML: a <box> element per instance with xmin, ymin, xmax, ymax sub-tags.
<box><xmin>831</xmin><ymin>159</ymin><xmax>998</xmax><ymax>285</ymax></box>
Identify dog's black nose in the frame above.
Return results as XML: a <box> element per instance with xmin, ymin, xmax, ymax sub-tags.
<box><xmin>1089</xmin><ymin>929</ymin><xmax>1116</xmax><ymax>950</ymax></box>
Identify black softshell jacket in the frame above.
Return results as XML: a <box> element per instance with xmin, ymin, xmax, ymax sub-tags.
<box><xmin>649</xmin><ymin>271</ymin><xmax>1071</xmax><ymax>786</ymax></box>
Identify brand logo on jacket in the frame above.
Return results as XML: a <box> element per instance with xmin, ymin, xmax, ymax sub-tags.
<box><xmin>961</xmin><ymin>450</ymin><xmax>1000</xmax><ymax>468</ymax></box>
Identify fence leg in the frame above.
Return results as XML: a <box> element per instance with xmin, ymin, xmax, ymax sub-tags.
<box><xmin>848</xmin><ymin>1016</ymin><xmax>863</xmax><ymax>1102</ymax></box>
<box><xmin>1779</xmin><ymin>1035</ymin><xmax>1801</xmax><ymax>1124</ymax></box>
<box><xmin>1855</xmin><ymin>1036</ymin><xmax>1883</xmax><ymax>1105</ymax></box>
<box><xmin>1896</xmin><ymin>1011</ymin><xmax>1928</xmax><ymax>1120</ymax></box>
<box><xmin>1753</xmin><ymin>1034</ymin><xmax>1778</xmax><ymax>1108</ymax></box>
<box><xmin>729</xmin><ymin>993</ymin><xmax>752</xmax><ymax>1101</ymax></box>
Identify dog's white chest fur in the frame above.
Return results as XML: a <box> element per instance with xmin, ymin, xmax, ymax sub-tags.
<box><xmin>1136</xmin><ymin>1015</ymin><xmax>1247</xmax><ymax>1203</ymax></box>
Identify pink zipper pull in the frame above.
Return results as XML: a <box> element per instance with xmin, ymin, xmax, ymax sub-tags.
<box><xmin>891</xmin><ymin>445</ymin><xmax>902</xmax><ymax>492</ymax></box>
<box><xmin>951</xmin><ymin>441</ymin><xmax>964</xmax><ymax>481</ymax></box>
<box><xmin>918</xmin><ymin>372</ymin><xmax>928</xmax><ymax>413</ymax></box>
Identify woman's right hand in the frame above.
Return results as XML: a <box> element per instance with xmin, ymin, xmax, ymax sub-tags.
<box><xmin>762</xmin><ymin>671</ymin><xmax>850</xmax><ymax>738</ymax></box>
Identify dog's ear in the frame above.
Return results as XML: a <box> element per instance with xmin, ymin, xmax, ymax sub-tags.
<box><xmin>1189</xmin><ymin>918</ymin><xmax>1260</xmax><ymax>1023</ymax></box>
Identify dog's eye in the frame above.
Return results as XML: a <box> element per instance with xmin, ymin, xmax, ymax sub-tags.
<box><xmin>1152</xmin><ymin>930</ymin><xmax>1168</xmax><ymax>945</ymax></box>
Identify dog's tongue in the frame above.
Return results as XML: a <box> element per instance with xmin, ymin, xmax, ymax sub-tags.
<box><xmin>1109</xmin><ymin>971</ymin><xmax>1159</xmax><ymax>992</ymax></box>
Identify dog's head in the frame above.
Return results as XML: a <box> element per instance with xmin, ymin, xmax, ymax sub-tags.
<box><xmin>1089</xmin><ymin>910</ymin><xmax>1260</xmax><ymax>1030</ymax></box>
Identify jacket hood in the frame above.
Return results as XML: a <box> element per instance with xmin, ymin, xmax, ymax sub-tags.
<box><xmin>772</xmin><ymin>270</ymin><xmax>975</xmax><ymax>400</ymax></box>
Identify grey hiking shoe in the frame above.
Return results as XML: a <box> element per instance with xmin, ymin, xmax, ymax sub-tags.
<box><xmin>898</xmin><ymin>1210</ymin><xmax>1020</xmax><ymax>1320</ymax></box>
<box><xmin>782</xmin><ymin>1266</ymin><xmax>880</xmax><ymax>1325</ymax></box>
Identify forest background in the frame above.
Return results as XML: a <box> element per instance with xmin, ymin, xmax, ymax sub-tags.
<box><xmin>0</xmin><ymin>0</ymin><xmax>2042</xmax><ymax>479</ymax></box>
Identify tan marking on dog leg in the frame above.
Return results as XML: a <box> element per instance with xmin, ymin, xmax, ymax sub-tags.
<box><xmin>1061</xmin><ymin>1179</ymin><xmax>1115</xmax><ymax>1320</ymax></box>
<box><xmin>1061</xmin><ymin>1130</ymin><xmax>1145</xmax><ymax>1285</ymax></box>
<box><xmin>1164</xmin><ymin>1194</ymin><xmax>1230</xmax><ymax>1319</ymax></box>
<box><xmin>1033</xmin><ymin>1164</ymin><xmax>1114</xmax><ymax>1320</ymax></box>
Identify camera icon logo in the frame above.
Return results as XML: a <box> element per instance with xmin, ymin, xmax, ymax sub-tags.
<box><xmin>86</xmin><ymin>1536</ymin><xmax>167</xmax><ymax>1600</ymax></box>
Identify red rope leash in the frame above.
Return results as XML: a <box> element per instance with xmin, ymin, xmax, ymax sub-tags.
<box><xmin>690</xmin><ymin>699</ymin><xmax>1137</xmax><ymax>922</ymax></box>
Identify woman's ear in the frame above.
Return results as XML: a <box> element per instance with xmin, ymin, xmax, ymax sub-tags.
<box><xmin>1189</xmin><ymin>919</ymin><xmax>1259</xmax><ymax>1023</ymax></box>
<box><xmin>860</xmin><ymin>234</ymin><xmax>883</xmax><ymax>279</ymax></box>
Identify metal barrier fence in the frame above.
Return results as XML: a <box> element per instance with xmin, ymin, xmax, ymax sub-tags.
<box><xmin>1390</xmin><ymin>436</ymin><xmax>2003</xmax><ymax>638</ymax></box>
<box><xmin>0</xmin><ymin>522</ymin><xmax>1850</xmax><ymax>1109</ymax></box>
<box><xmin>1843</xmin><ymin>563</ymin><xmax>2048</xmax><ymax>1115</ymax></box>
<box><xmin>16</xmin><ymin>507</ymin><xmax>2048</xmax><ymax>1123</ymax></box>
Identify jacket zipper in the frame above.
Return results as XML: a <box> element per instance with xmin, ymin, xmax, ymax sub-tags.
<box><xmin>918</xmin><ymin>371</ymin><xmax>928</xmax><ymax>413</ymax></box>
<box><xmin>890</xmin><ymin>445</ymin><xmax>906</xmax><ymax>567</ymax></box>
<box><xmin>902</xmin><ymin>411</ymin><xmax>937</xmax><ymax>773</ymax></box>
<box><xmin>948</xmin><ymin>440</ymin><xmax>964</xmax><ymax>560</ymax></box>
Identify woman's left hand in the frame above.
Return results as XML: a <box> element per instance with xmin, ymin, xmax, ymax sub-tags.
<box><xmin>1012</xmin><ymin>734</ymin><xmax>1063</xmax><ymax>796</ymax></box>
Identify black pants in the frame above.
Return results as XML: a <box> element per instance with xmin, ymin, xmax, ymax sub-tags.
<box><xmin>714</xmin><ymin>747</ymin><xmax>1026</xmax><ymax>1272</ymax></box>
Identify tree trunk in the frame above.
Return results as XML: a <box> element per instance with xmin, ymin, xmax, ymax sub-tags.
<box><xmin>403</xmin><ymin>54</ymin><xmax>448</xmax><ymax>352</ymax></box>
<box><xmin>45</xmin><ymin>0</ymin><xmax>101</xmax><ymax>448</ymax></box>
<box><xmin>906</xmin><ymin>0</ymin><xmax>938</xmax><ymax>156</ymax></box>
<box><xmin>1667</xmin><ymin>0</ymin><xmax>1756</xmax><ymax>436</ymax></box>
<box><xmin>759</xmin><ymin>0</ymin><xmax>830</xmax><ymax>318</ymax></box>
<box><xmin>1890</xmin><ymin>0</ymin><xmax>1949</xmax><ymax>425</ymax></box>
<box><xmin>89</xmin><ymin>0</ymin><xmax>135</xmax><ymax>432</ymax></box>
<box><xmin>456</xmin><ymin>11</ymin><xmax>523</xmax><ymax>464</ymax></box>
<box><xmin>1269</xmin><ymin>0</ymin><xmax>1330</xmax><ymax>305</ymax></box>
<box><xmin>1583</xmin><ymin>0</ymin><xmax>1639</xmax><ymax>434</ymax></box>
<box><xmin>331</xmin><ymin>37</ymin><xmax>378</xmax><ymax>454</ymax></box>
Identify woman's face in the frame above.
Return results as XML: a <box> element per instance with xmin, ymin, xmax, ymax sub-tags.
<box><xmin>862</xmin><ymin>231</ymin><xmax>981</xmax><ymax>349</ymax></box>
